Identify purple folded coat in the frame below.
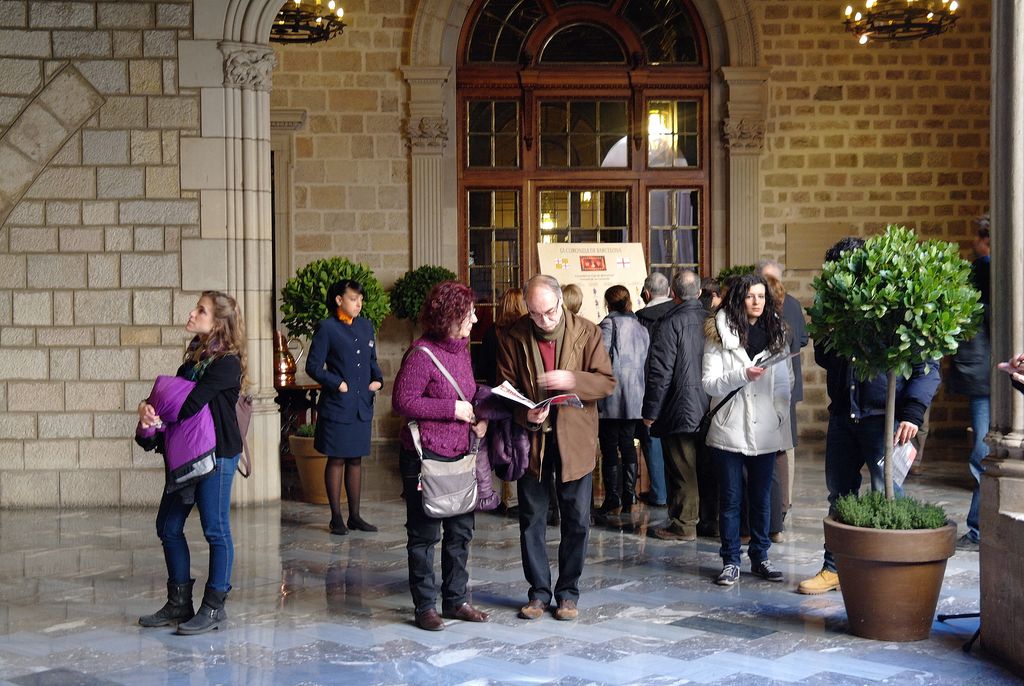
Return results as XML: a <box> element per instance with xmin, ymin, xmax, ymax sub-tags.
<box><xmin>137</xmin><ymin>375</ymin><xmax>217</xmax><ymax>490</ymax></box>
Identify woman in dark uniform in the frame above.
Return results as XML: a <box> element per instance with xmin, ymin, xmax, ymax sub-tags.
<box><xmin>306</xmin><ymin>279</ymin><xmax>384</xmax><ymax>535</ymax></box>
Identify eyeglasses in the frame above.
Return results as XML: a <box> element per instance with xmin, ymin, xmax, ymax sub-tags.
<box><xmin>528</xmin><ymin>298</ymin><xmax>562</xmax><ymax>322</ymax></box>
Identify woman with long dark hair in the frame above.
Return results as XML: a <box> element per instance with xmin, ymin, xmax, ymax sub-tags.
<box><xmin>136</xmin><ymin>291</ymin><xmax>246</xmax><ymax>635</ymax></box>
<box><xmin>392</xmin><ymin>281</ymin><xmax>490</xmax><ymax>631</ymax></box>
<box><xmin>306</xmin><ymin>279</ymin><xmax>384</xmax><ymax>535</ymax></box>
<box><xmin>702</xmin><ymin>273</ymin><xmax>792</xmax><ymax>587</ymax></box>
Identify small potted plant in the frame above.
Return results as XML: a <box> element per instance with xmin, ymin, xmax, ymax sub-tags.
<box><xmin>807</xmin><ymin>225</ymin><xmax>982</xmax><ymax>641</ymax></box>
<box><xmin>390</xmin><ymin>265</ymin><xmax>457</xmax><ymax>323</ymax></box>
<box><xmin>280</xmin><ymin>257</ymin><xmax>391</xmax><ymax>339</ymax></box>
<box><xmin>288</xmin><ymin>423</ymin><xmax>331</xmax><ymax>505</ymax></box>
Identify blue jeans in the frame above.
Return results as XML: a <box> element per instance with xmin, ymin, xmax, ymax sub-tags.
<box><xmin>156</xmin><ymin>454</ymin><xmax>240</xmax><ymax>592</ymax></box>
<box><xmin>966</xmin><ymin>396</ymin><xmax>990</xmax><ymax>542</ymax></box>
<box><xmin>711</xmin><ymin>447</ymin><xmax>775</xmax><ymax>567</ymax></box>
<box><xmin>638</xmin><ymin>424</ymin><xmax>667</xmax><ymax>504</ymax></box>
<box><xmin>823</xmin><ymin>414</ymin><xmax>903</xmax><ymax>572</ymax></box>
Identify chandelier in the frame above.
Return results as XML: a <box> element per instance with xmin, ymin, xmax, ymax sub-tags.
<box><xmin>270</xmin><ymin>0</ymin><xmax>345</xmax><ymax>44</ymax></box>
<box><xmin>844</xmin><ymin>0</ymin><xmax>960</xmax><ymax>44</ymax></box>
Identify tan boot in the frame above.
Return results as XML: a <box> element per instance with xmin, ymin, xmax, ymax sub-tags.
<box><xmin>797</xmin><ymin>568</ymin><xmax>840</xmax><ymax>595</ymax></box>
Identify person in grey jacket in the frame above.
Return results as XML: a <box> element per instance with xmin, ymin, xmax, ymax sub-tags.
<box><xmin>596</xmin><ymin>285</ymin><xmax>650</xmax><ymax>516</ymax></box>
<box><xmin>642</xmin><ymin>270</ymin><xmax>709</xmax><ymax>541</ymax></box>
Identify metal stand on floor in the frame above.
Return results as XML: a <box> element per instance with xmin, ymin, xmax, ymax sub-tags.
<box><xmin>937</xmin><ymin>611</ymin><xmax>981</xmax><ymax>653</ymax></box>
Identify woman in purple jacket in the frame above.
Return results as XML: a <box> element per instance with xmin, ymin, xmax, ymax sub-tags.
<box><xmin>136</xmin><ymin>291</ymin><xmax>245</xmax><ymax>635</ymax></box>
<box><xmin>392</xmin><ymin>281</ymin><xmax>490</xmax><ymax>631</ymax></box>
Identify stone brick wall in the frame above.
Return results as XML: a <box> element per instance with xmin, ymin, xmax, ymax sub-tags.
<box><xmin>0</xmin><ymin>1</ymin><xmax>199</xmax><ymax>506</ymax></box>
<box><xmin>755</xmin><ymin>1</ymin><xmax>991</xmax><ymax>440</ymax></box>
<box><xmin>270</xmin><ymin>0</ymin><xmax>415</xmax><ymax>440</ymax></box>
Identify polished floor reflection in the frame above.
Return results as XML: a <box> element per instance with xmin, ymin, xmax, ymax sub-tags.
<box><xmin>0</xmin><ymin>439</ymin><xmax>1017</xmax><ymax>685</ymax></box>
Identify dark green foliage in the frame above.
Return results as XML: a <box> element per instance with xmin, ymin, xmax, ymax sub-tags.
<box><xmin>806</xmin><ymin>225</ymin><xmax>982</xmax><ymax>382</ymax></box>
<box><xmin>716</xmin><ymin>264</ymin><xmax>756</xmax><ymax>282</ymax></box>
<box><xmin>834</xmin><ymin>491</ymin><xmax>948</xmax><ymax>530</ymax></box>
<box><xmin>280</xmin><ymin>257</ymin><xmax>391</xmax><ymax>338</ymax></box>
<box><xmin>296</xmin><ymin>422</ymin><xmax>316</xmax><ymax>437</ymax></box>
<box><xmin>390</xmin><ymin>265</ymin><xmax>458</xmax><ymax>321</ymax></box>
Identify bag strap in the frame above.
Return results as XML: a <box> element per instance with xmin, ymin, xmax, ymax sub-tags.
<box><xmin>414</xmin><ymin>346</ymin><xmax>468</xmax><ymax>402</ymax></box>
<box><xmin>706</xmin><ymin>386</ymin><xmax>743</xmax><ymax>420</ymax></box>
<box><xmin>236</xmin><ymin>394</ymin><xmax>252</xmax><ymax>478</ymax></box>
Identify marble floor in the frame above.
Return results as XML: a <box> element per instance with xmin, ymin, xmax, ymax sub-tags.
<box><xmin>0</xmin><ymin>438</ymin><xmax>1018</xmax><ymax>686</ymax></box>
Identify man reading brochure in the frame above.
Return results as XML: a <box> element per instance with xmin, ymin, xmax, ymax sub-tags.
<box><xmin>496</xmin><ymin>275</ymin><xmax>615</xmax><ymax>622</ymax></box>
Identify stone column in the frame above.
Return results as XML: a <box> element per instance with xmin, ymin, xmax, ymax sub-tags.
<box><xmin>401</xmin><ymin>66</ymin><xmax>452</xmax><ymax>270</ymax></box>
<box><xmin>217</xmin><ymin>41</ymin><xmax>280</xmax><ymax>505</ymax></box>
<box><xmin>720</xmin><ymin>66</ymin><xmax>771</xmax><ymax>267</ymax></box>
<box><xmin>980</xmin><ymin>0</ymin><xmax>1024</xmax><ymax>674</ymax></box>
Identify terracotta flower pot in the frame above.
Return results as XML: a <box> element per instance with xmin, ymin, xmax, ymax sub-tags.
<box><xmin>288</xmin><ymin>435</ymin><xmax>331</xmax><ymax>505</ymax></box>
<box><xmin>823</xmin><ymin>515</ymin><xmax>957</xmax><ymax>641</ymax></box>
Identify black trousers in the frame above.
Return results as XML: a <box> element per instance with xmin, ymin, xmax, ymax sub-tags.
<box><xmin>399</xmin><ymin>448</ymin><xmax>475</xmax><ymax>615</ymax></box>
<box><xmin>517</xmin><ymin>439</ymin><xmax>592</xmax><ymax>605</ymax></box>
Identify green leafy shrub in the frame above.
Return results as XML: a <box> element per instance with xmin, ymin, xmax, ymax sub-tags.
<box><xmin>295</xmin><ymin>422</ymin><xmax>316</xmax><ymax>438</ymax></box>
<box><xmin>390</xmin><ymin>265</ymin><xmax>457</xmax><ymax>321</ymax></box>
<box><xmin>807</xmin><ymin>225</ymin><xmax>982</xmax><ymax>501</ymax></box>
<box><xmin>807</xmin><ymin>226</ymin><xmax>981</xmax><ymax>383</ymax></box>
<box><xmin>280</xmin><ymin>257</ymin><xmax>391</xmax><ymax>338</ymax></box>
<box><xmin>716</xmin><ymin>264</ymin><xmax>756</xmax><ymax>282</ymax></box>
<box><xmin>835</xmin><ymin>491</ymin><xmax>948</xmax><ymax>530</ymax></box>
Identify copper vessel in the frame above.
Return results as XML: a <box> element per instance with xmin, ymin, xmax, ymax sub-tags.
<box><xmin>274</xmin><ymin>330</ymin><xmax>304</xmax><ymax>387</ymax></box>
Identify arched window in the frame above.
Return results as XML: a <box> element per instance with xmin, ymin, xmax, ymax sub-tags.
<box><xmin>458</xmin><ymin>0</ymin><xmax>711</xmax><ymax>325</ymax></box>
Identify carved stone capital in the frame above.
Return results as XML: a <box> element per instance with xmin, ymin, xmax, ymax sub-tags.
<box><xmin>220</xmin><ymin>41</ymin><xmax>276</xmax><ymax>92</ymax></box>
<box><xmin>722</xmin><ymin>118</ymin><xmax>765</xmax><ymax>152</ymax></box>
<box><xmin>406</xmin><ymin>116</ymin><xmax>449</xmax><ymax>151</ymax></box>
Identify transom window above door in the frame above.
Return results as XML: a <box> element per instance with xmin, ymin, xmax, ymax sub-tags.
<box><xmin>458</xmin><ymin>0</ymin><xmax>711</xmax><ymax>322</ymax></box>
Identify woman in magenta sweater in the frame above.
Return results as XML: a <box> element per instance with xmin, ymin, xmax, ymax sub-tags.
<box><xmin>392</xmin><ymin>281</ymin><xmax>490</xmax><ymax>631</ymax></box>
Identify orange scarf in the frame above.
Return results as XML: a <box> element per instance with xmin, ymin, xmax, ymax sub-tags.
<box><xmin>336</xmin><ymin>308</ymin><xmax>353</xmax><ymax>325</ymax></box>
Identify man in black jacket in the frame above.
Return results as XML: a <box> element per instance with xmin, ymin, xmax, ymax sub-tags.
<box><xmin>798</xmin><ymin>237</ymin><xmax>941</xmax><ymax>595</ymax></box>
<box><xmin>634</xmin><ymin>272</ymin><xmax>676</xmax><ymax>507</ymax></box>
<box><xmin>641</xmin><ymin>270</ymin><xmax>709</xmax><ymax>541</ymax></box>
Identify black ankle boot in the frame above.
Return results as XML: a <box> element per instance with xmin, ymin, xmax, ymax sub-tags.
<box><xmin>176</xmin><ymin>587</ymin><xmax>228</xmax><ymax>635</ymax></box>
<box><xmin>139</xmin><ymin>580</ymin><xmax>195</xmax><ymax>627</ymax></box>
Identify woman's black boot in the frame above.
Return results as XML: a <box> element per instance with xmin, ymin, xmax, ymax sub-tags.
<box><xmin>139</xmin><ymin>580</ymin><xmax>195</xmax><ymax>627</ymax></box>
<box><xmin>176</xmin><ymin>588</ymin><xmax>228</xmax><ymax>635</ymax></box>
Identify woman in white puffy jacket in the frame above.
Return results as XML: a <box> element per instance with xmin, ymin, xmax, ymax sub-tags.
<box><xmin>702</xmin><ymin>273</ymin><xmax>793</xmax><ymax>587</ymax></box>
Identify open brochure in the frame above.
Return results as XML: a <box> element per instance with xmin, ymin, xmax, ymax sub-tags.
<box><xmin>491</xmin><ymin>381</ymin><xmax>584</xmax><ymax>410</ymax></box>
<box><xmin>753</xmin><ymin>349</ymin><xmax>801</xmax><ymax>369</ymax></box>
<box><xmin>876</xmin><ymin>440</ymin><xmax>917</xmax><ymax>488</ymax></box>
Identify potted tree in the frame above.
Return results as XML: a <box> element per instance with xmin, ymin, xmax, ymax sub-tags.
<box><xmin>280</xmin><ymin>257</ymin><xmax>391</xmax><ymax>338</ymax></box>
<box><xmin>806</xmin><ymin>225</ymin><xmax>982</xmax><ymax>641</ymax></box>
<box><xmin>279</xmin><ymin>258</ymin><xmax>390</xmax><ymax>502</ymax></box>
<box><xmin>390</xmin><ymin>265</ymin><xmax>457</xmax><ymax>323</ymax></box>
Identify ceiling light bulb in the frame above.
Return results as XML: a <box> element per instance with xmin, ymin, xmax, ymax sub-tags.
<box><xmin>859</xmin><ymin>34</ymin><xmax>868</xmax><ymax>44</ymax></box>
<box><xmin>845</xmin><ymin>5</ymin><xmax>853</xmax><ymax>16</ymax></box>
<box><xmin>855</xmin><ymin>12</ymin><xmax>862</xmax><ymax>20</ymax></box>
<box><xmin>337</xmin><ymin>8</ymin><xmax>344</xmax><ymax>18</ymax></box>
<box><xmin>328</xmin><ymin>0</ymin><xmax>335</xmax><ymax>9</ymax></box>
<box><xmin>949</xmin><ymin>0</ymin><xmax>957</xmax><ymax>10</ymax></box>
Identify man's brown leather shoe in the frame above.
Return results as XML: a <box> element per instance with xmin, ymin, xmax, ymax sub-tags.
<box><xmin>519</xmin><ymin>599</ymin><xmax>546</xmax><ymax>620</ymax></box>
<box><xmin>650</xmin><ymin>527</ymin><xmax>696</xmax><ymax>542</ymax></box>
<box><xmin>414</xmin><ymin>608</ymin><xmax>445</xmax><ymax>631</ymax></box>
<box><xmin>445</xmin><ymin>602</ymin><xmax>489</xmax><ymax>622</ymax></box>
<box><xmin>553</xmin><ymin>599</ymin><xmax>578</xmax><ymax>621</ymax></box>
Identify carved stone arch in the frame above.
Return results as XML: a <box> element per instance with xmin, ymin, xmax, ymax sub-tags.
<box><xmin>404</xmin><ymin>0</ymin><xmax>769</xmax><ymax>273</ymax></box>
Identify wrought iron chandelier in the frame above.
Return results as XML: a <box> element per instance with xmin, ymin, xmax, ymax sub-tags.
<box><xmin>844</xmin><ymin>0</ymin><xmax>960</xmax><ymax>44</ymax></box>
<box><xmin>270</xmin><ymin>0</ymin><xmax>346</xmax><ymax>44</ymax></box>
